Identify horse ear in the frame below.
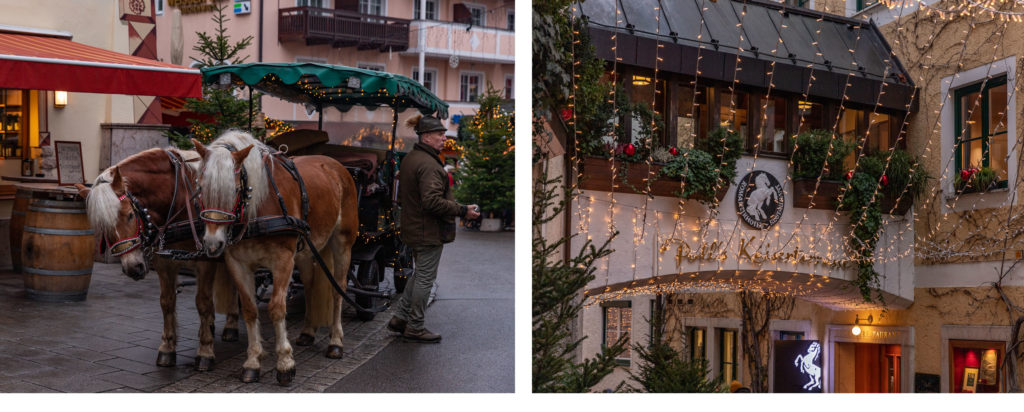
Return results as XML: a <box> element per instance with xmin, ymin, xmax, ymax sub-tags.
<box><xmin>231</xmin><ymin>145</ymin><xmax>254</xmax><ymax>166</ymax></box>
<box><xmin>192</xmin><ymin>139</ymin><xmax>209</xmax><ymax>159</ymax></box>
<box><xmin>110</xmin><ymin>167</ymin><xmax>124</xmax><ymax>193</ymax></box>
<box><xmin>74</xmin><ymin>183</ymin><xmax>91</xmax><ymax>199</ymax></box>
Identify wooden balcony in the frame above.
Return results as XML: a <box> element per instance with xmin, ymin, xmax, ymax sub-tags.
<box><xmin>279</xmin><ymin>7</ymin><xmax>410</xmax><ymax>52</ymax></box>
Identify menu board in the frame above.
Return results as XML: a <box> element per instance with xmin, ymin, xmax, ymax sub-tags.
<box><xmin>55</xmin><ymin>141</ymin><xmax>84</xmax><ymax>186</ymax></box>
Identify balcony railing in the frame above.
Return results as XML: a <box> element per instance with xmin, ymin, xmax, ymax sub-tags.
<box><xmin>279</xmin><ymin>7</ymin><xmax>410</xmax><ymax>52</ymax></box>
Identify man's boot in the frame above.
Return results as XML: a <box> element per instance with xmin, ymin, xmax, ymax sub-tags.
<box><xmin>403</xmin><ymin>328</ymin><xmax>442</xmax><ymax>343</ymax></box>
<box><xmin>387</xmin><ymin>316</ymin><xmax>407</xmax><ymax>334</ymax></box>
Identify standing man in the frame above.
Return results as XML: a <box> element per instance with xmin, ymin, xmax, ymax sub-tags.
<box><xmin>388</xmin><ymin>115</ymin><xmax>480</xmax><ymax>343</ymax></box>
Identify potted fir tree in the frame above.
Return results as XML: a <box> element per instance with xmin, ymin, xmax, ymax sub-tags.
<box><xmin>455</xmin><ymin>87</ymin><xmax>514</xmax><ymax>231</ymax></box>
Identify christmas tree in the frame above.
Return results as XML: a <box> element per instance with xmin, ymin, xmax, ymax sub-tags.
<box><xmin>454</xmin><ymin>87</ymin><xmax>515</xmax><ymax>217</ymax></box>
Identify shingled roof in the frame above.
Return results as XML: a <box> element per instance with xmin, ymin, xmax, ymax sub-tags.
<box><xmin>577</xmin><ymin>0</ymin><xmax>916</xmax><ymax>111</ymax></box>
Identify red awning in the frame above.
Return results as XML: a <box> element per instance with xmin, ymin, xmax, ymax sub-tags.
<box><xmin>0</xmin><ymin>31</ymin><xmax>201</xmax><ymax>98</ymax></box>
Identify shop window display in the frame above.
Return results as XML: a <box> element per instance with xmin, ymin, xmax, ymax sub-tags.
<box><xmin>0</xmin><ymin>89</ymin><xmax>25</xmax><ymax>159</ymax></box>
<box><xmin>950</xmin><ymin>340</ymin><xmax>1003</xmax><ymax>393</ymax></box>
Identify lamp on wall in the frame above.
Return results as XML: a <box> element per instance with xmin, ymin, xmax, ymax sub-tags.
<box><xmin>851</xmin><ymin>314</ymin><xmax>874</xmax><ymax>336</ymax></box>
<box><xmin>54</xmin><ymin>91</ymin><xmax>68</xmax><ymax>108</ymax></box>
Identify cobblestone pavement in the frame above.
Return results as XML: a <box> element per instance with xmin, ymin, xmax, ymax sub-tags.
<box><xmin>0</xmin><ymin>261</ymin><xmax>396</xmax><ymax>393</ymax></box>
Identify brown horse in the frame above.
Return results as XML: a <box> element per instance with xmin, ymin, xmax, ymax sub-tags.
<box><xmin>192</xmin><ymin>130</ymin><xmax>358</xmax><ymax>385</ymax></box>
<box><xmin>76</xmin><ymin>148</ymin><xmax>239</xmax><ymax>371</ymax></box>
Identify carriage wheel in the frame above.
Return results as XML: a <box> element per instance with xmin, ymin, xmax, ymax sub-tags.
<box><xmin>355</xmin><ymin>260</ymin><xmax>381</xmax><ymax>321</ymax></box>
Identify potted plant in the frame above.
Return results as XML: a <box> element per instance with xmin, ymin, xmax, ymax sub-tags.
<box><xmin>954</xmin><ymin>166</ymin><xmax>998</xmax><ymax>194</ymax></box>
<box><xmin>790</xmin><ymin>130</ymin><xmax>854</xmax><ymax>209</ymax></box>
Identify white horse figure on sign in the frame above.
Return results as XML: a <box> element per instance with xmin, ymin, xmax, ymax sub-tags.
<box><xmin>746</xmin><ymin>172</ymin><xmax>778</xmax><ymax>221</ymax></box>
<box><xmin>794</xmin><ymin>342</ymin><xmax>822</xmax><ymax>391</ymax></box>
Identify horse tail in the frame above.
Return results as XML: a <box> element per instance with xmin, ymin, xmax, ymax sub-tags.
<box><xmin>303</xmin><ymin>254</ymin><xmax>337</xmax><ymax>327</ymax></box>
<box><xmin>211</xmin><ymin>263</ymin><xmax>237</xmax><ymax>314</ymax></box>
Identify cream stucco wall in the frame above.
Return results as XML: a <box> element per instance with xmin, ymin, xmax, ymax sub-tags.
<box><xmin>0</xmin><ymin>0</ymin><xmax>136</xmax><ymax>206</ymax></box>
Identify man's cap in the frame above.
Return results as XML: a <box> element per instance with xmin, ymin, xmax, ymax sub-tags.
<box><xmin>406</xmin><ymin>115</ymin><xmax>447</xmax><ymax>135</ymax></box>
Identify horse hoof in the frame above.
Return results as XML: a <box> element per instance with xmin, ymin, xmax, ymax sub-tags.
<box><xmin>194</xmin><ymin>356</ymin><xmax>215</xmax><ymax>372</ymax></box>
<box><xmin>221</xmin><ymin>328</ymin><xmax>239</xmax><ymax>342</ymax></box>
<box><xmin>325</xmin><ymin>345</ymin><xmax>344</xmax><ymax>359</ymax></box>
<box><xmin>276</xmin><ymin>368</ymin><xmax>296</xmax><ymax>386</ymax></box>
<box><xmin>156</xmin><ymin>351</ymin><xmax>176</xmax><ymax>367</ymax></box>
<box><xmin>295</xmin><ymin>333</ymin><xmax>315</xmax><ymax>346</ymax></box>
<box><xmin>241</xmin><ymin>368</ymin><xmax>260</xmax><ymax>383</ymax></box>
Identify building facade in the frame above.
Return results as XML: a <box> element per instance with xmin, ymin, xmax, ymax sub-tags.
<box><xmin>558</xmin><ymin>0</ymin><xmax>1024</xmax><ymax>393</ymax></box>
<box><xmin>153</xmin><ymin>0</ymin><xmax>514</xmax><ymax>149</ymax></box>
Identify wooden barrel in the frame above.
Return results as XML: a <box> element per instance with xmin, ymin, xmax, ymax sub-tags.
<box><xmin>21</xmin><ymin>199</ymin><xmax>95</xmax><ymax>302</ymax></box>
<box><xmin>9</xmin><ymin>187</ymin><xmax>31</xmax><ymax>272</ymax></box>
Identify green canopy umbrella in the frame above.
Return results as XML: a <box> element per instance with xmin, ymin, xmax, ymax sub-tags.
<box><xmin>201</xmin><ymin>62</ymin><xmax>448</xmax><ymax>119</ymax></box>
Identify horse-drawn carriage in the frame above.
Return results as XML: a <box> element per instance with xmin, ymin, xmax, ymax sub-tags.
<box><xmin>200</xmin><ymin>62</ymin><xmax>450</xmax><ymax>321</ymax></box>
<box><xmin>81</xmin><ymin>63</ymin><xmax>447</xmax><ymax>385</ymax></box>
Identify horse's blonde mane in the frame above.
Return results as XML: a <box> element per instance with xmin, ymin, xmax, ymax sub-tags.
<box><xmin>86</xmin><ymin>147</ymin><xmax>196</xmax><ymax>238</ymax></box>
<box><xmin>199</xmin><ymin>130</ymin><xmax>270</xmax><ymax>216</ymax></box>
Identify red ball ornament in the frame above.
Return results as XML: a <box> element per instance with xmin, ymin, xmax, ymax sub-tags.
<box><xmin>560</xmin><ymin>108</ymin><xmax>572</xmax><ymax>122</ymax></box>
<box><xmin>624</xmin><ymin>143</ymin><xmax>636</xmax><ymax>156</ymax></box>
<box><xmin>845</xmin><ymin>170</ymin><xmax>854</xmax><ymax>180</ymax></box>
<box><xmin>669</xmin><ymin>147</ymin><xmax>679</xmax><ymax>156</ymax></box>
<box><xmin>880</xmin><ymin>175</ymin><xmax>889</xmax><ymax>186</ymax></box>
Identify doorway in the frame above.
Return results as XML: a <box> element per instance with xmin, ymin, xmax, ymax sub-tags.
<box><xmin>833</xmin><ymin>342</ymin><xmax>902</xmax><ymax>393</ymax></box>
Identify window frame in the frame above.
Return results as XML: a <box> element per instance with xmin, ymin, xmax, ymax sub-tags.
<box><xmin>718</xmin><ymin>328</ymin><xmax>737</xmax><ymax>384</ymax></box>
<box><xmin>954</xmin><ymin>75</ymin><xmax>1009</xmax><ymax>190</ymax></box>
<box><xmin>689</xmin><ymin>327</ymin><xmax>707</xmax><ymax>361</ymax></box>
<box><xmin>155</xmin><ymin>0</ymin><xmax>164</xmax><ymax>15</ymax></box>
<box><xmin>459</xmin><ymin>71</ymin><xmax>485</xmax><ymax>103</ymax></box>
<box><xmin>464</xmin><ymin>3</ymin><xmax>486</xmax><ymax>26</ymax></box>
<box><xmin>357</xmin><ymin>62</ymin><xmax>387</xmax><ymax>72</ymax></box>
<box><xmin>297</xmin><ymin>0</ymin><xmax>326</xmax><ymax>7</ymax></box>
<box><xmin>602</xmin><ymin>300</ymin><xmax>632</xmax><ymax>366</ymax></box>
<box><xmin>506</xmin><ymin>9</ymin><xmax>514</xmax><ymax>30</ymax></box>
<box><xmin>412</xmin><ymin>66</ymin><xmax>438</xmax><ymax>94</ymax></box>
<box><xmin>504</xmin><ymin>74</ymin><xmax>514</xmax><ymax>100</ymax></box>
<box><xmin>413</xmin><ymin>0</ymin><xmax>438</xmax><ymax>20</ymax></box>
<box><xmin>359</xmin><ymin>0</ymin><xmax>385</xmax><ymax>16</ymax></box>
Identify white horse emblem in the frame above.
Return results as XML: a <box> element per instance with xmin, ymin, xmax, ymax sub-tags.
<box><xmin>745</xmin><ymin>172</ymin><xmax>778</xmax><ymax>221</ymax></box>
<box><xmin>793</xmin><ymin>342</ymin><xmax>822</xmax><ymax>391</ymax></box>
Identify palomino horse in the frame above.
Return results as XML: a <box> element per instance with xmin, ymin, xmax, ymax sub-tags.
<box><xmin>192</xmin><ymin>130</ymin><xmax>358</xmax><ymax>385</ymax></box>
<box><xmin>76</xmin><ymin>148</ymin><xmax>239</xmax><ymax>370</ymax></box>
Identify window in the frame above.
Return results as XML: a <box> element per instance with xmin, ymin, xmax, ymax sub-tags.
<box><xmin>719</xmin><ymin>328</ymin><xmax>737</xmax><ymax>384</ymax></box>
<box><xmin>413</xmin><ymin>0</ymin><xmax>437</xmax><ymax>20</ymax></box>
<box><xmin>298</xmin><ymin>0</ymin><xmax>325</xmax><ymax>7</ymax></box>
<box><xmin>358</xmin><ymin>62</ymin><xmax>386</xmax><ymax>72</ymax></box>
<box><xmin>603</xmin><ymin>301</ymin><xmax>631</xmax><ymax>365</ymax></box>
<box><xmin>504</xmin><ymin>75</ymin><xmax>513</xmax><ymax>100</ymax></box>
<box><xmin>719</xmin><ymin>89</ymin><xmax>750</xmax><ymax>143</ymax></box>
<box><xmin>412</xmin><ymin>67</ymin><xmax>437</xmax><ymax>94</ymax></box>
<box><xmin>796</xmin><ymin>100</ymin><xmax>826</xmax><ymax>135</ymax></box>
<box><xmin>506</xmin><ymin>10</ymin><xmax>514</xmax><ymax>30</ymax></box>
<box><xmin>360</xmin><ymin>0</ymin><xmax>384</xmax><ymax>16</ymax></box>
<box><xmin>757</xmin><ymin>95</ymin><xmax>789</xmax><ymax>155</ymax></box>
<box><xmin>784</xmin><ymin>0</ymin><xmax>810</xmax><ymax>7</ymax></box>
<box><xmin>467</xmin><ymin>4</ymin><xmax>485</xmax><ymax>26</ymax></box>
<box><xmin>628</xmin><ymin>74</ymin><xmax>666</xmax><ymax>145</ymax></box>
<box><xmin>155</xmin><ymin>0</ymin><xmax>164</xmax><ymax>15</ymax></box>
<box><xmin>955</xmin><ymin>76</ymin><xmax>1008</xmax><ymax>189</ymax></box>
<box><xmin>778</xmin><ymin>330</ymin><xmax>805</xmax><ymax>340</ymax></box>
<box><xmin>460</xmin><ymin>72</ymin><xmax>483</xmax><ymax>102</ymax></box>
<box><xmin>856</xmin><ymin>0</ymin><xmax>879</xmax><ymax>11</ymax></box>
<box><xmin>689</xmin><ymin>327</ymin><xmax>707</xmax><ymax>360</ymax></box>
<box><xmin>674</xmin><ymin>83</ymin><xmax>709</xmax><ymax>150</ymax></box>
<box><xmin>950</xmin><ymin>340</ymin><xmax>1004</xmax><ymax>393</ymax></box>
<box><xmin>0</xmin><ymin>89</ymin><xmax>26</xmax><ymax>158</ymax></box>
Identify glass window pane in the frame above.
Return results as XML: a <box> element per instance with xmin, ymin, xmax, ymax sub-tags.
<box><xmin>676</xmin><ymin>84</ymin><xmax>708</xmax><ymax>149</ymax></box>
<box><xmin>839</xmin><ymin>108</ymin><xmax>863</xmax><ymax>170</ymax></box>
<box><xmin>990</xmin><ymin>133</ymin><xmax>1008</xmax><ymax>182</ymax></box>
<box><xmin>989</xmin><ymin>83</ymin><xmax>1008</xmax><ymax>135</ymax></box>
<box><xmin>759</xmin><ymin>96</ymin><xmax>788</xmax><ymax>154</ymax></box>
<box><xmin>720</xmin><ymin>90</ymin><xmax>749</xmax><ymax>141</ymax></box>
<box><xmin>962</xmin><ymin>139</ymin><xmax>983</xmax><ymax>170</ymax></box>
<box><xmin>962</xmin><ymin>92</ymin><xmax>983</xmax><ymax>140</ymax></box>
<box><xmin>797</xmin><ymin>100</ymin><xmax>826</xmax><ymax>134</ymax></box>
<box><xmin>868</xmin><ymin>112</ymin><xmax>891</xmax><ymax>153</ymax></box>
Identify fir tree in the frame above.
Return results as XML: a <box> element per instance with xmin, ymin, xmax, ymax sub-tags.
<box><xmin>167</xmin><ymin>4</ymin><xmax>281</xmax><ymax>147</ymax></box>
<box><xmin>628</xmin><ymin>296</ymin><xmax>725</xmax><ymax>393</ymax></box>
<box><xmin>454</xmin><ymin>87</ymin><xmax>515</xmax><ymax>216</ymax></box>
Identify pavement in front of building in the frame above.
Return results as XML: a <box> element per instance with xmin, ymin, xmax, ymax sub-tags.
<box><xmin>326</xmin><ymin>229</ymin><xmax>515</xmax><ymax>393</ymax></box>
<box><xmin>0</xmin><ymin>227</ymin><xmax>512</xmax><ymax>393</ymax></box>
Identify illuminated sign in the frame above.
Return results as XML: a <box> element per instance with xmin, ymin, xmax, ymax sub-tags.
<box><xmin>774</xmin><ymin>340</ymin><xmax>823</xmax><ymax>393</ymax></box>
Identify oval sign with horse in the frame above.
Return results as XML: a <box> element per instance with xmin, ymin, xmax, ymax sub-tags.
<box><xmin>735</xmin><ymin>170</ymin><xmax>784</xmax><ymax>230</ymax></box>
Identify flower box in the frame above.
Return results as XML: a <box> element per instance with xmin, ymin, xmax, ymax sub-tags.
<box><xmin>578</xmin><ymin>156</ymin><xmax>729</xmax><ymax>202</ymax></box>
<box><xmin>792</xmin><ymin>178</ymin><xmax>913</xmax><ymax>215</ymax></box>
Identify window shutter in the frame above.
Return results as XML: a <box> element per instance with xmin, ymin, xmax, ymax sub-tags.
<box><xmin>336</xmin><ymin>0</ymin><xmax>359</xmax><ymax>12</ymax></box>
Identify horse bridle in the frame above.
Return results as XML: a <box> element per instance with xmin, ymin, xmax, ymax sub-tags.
<box><xmin>108</xmin><ymin>189</ymin><xmax>158</xmax><ymax>257</ymax></box>
<box><xmin>198</xmin><ymin>144</ymin><xmax>253</xmax><ymax>244</ymax></box>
